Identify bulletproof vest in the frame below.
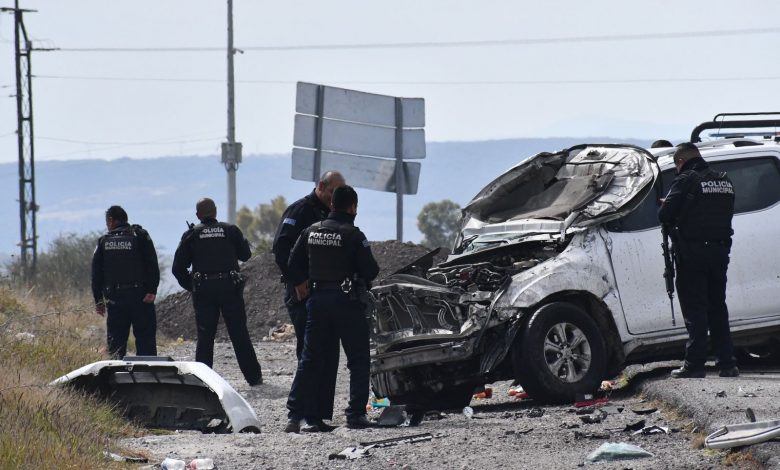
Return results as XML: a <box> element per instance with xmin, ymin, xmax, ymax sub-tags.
<box><xmin>678</xmin><ymin>169</ymin><xmax>735</xmax><ymax>241</ymax></box>
<box><xmin>190</xmin><ymin>222</ymin><xmax>240</xmax><ymax>273</ymax></box>
<box><xmin>101</xmin><ymin>225</ymin><xmax>145</xmax><ymax>285</ymax></box>
<box><xmin>307</xmin><ymin>219</ymin><xmax>357</xmax><ymax>282</ymax></box>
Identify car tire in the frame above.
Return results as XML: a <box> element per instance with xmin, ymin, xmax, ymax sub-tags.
<box><xmin>512</xmin><ymin>302</ymin><xmax>606</xmax><ymax>404</ymax></box>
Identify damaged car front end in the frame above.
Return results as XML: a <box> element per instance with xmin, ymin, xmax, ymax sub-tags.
<box><xmin>370</xmin><ymin>144</ymin><xmax>657</xmax><ymax>406</ymax></box>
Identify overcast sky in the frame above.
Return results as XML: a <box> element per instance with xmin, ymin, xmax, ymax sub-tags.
<box><xmin>1</xmin><ymin>0</ymin><xmax>779</xmax><ymax>164</ymax></box>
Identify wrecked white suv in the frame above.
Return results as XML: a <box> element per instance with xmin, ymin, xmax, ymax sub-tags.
<box><xmin>370</xmin><ymin>130</ymin><xmax>780</xmax><ymax>407</ymax></box>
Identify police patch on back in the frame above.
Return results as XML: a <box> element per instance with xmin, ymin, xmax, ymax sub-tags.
<box><xmin>701</xmin><ymin>179</ymin><xmax>734</xmax><ymax>195</ymax></box>
<box><xmin>308</xmin><ymin>231</ymin><xmax>342</xmax><ymax>247</ymax></box>
<box><xmin>104</xmin><ymin>240</ymin><xmax>134</xmax><ymax>250</ymax></box>
<box><xmin>199</xmin><ymin>226</ymin><xmax>226</xmax><ymax>239</ymax></box>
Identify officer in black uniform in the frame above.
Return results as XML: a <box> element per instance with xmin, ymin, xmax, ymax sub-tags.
<box><xmin>172</xmin><ymin>198</ymin><xmax>263</xmax><ymax>385</ymax></box>
<box><xmin>658</xmin><ymin>142</ymin><xmax>738</xmax><ymax>378</ymax></box>
<box><xmin>285</xmin><ymin>185</ymin><xmax>380</xmax><ymax>432</ymax></box>
<box><xmin>91</xmin><ymin>205</ymin><xmax>160</xmax><ymax>359</ymax></box>
<box><xmin>273</xmin><ymin>171</ymin><xmax>344</xmax><ymax>433</ymax></box>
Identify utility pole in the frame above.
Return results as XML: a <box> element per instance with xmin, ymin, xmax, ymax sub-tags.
<box><xmin>221</xmin><ymin>0</ymin><xmax>241</xmax><ymax>224</ymax></box>
<box><xmin>2</xmin><ymin>1</ymin><xmax>38</xmax><ymax>279</ymax></box>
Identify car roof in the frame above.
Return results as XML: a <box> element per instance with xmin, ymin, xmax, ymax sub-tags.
<box><xmin>650</xmin><ymin>138</ymin><xmax>780</xmax><ymax>170</ymax></box>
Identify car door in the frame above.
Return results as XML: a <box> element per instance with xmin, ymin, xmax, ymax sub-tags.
<box><xmin>608</xmin><ymin>150</ymin><xmax>780</xmax><ymax>335</ymax></box>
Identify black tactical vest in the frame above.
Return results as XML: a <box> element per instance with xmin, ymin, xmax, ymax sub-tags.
<box><xmin>190</xmin><ymin>221</ymin><xmax>240</xmax><ymax>273</ymax></box>
<box><xmin>101</xmin><ymin>225</ymin><xmax>145</xmax><ymax>285</ymax></box>
<box><xmin>678</xmin><ymin>169</ymin><xmax>735</xmax><ymax>241</ymax></box>
<box><xmin>307</xmin><ymin>219</ymin><xmax>356</xmax><ymax>282</ymax></box>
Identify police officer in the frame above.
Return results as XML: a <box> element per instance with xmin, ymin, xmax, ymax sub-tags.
<box><xmin>658</xmin><ymin>142</ymin><xmax>738</xmax><ymax>378</ymax></box>
<box><xmin>273</xmin><ymin>171</ymin><xmax>344</xmax><ymax>432</ymax></box>
<box><xmin>172</xmin><ymin>198</ymin><xmax>263</xmax><ymax>386</ymax></box>
<box><xmin>91</xmin><ymin>205</ymin><xmax>160</xmax><ymax>359</ymax></box>
<box><xmin>285</xmin><ymin>185</ymin><xmax>380</xmax><ymax>432</ymax></box>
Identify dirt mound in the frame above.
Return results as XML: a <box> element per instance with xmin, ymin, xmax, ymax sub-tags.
<box><xmin>157</xmin><ymin>240</ymin><xmax>440</xmax><ymax>341</ymax></box>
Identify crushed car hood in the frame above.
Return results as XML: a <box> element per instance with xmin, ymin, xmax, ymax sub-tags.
<box><xmin>457</xmin><ymin>144</ymin><xmax>657</xmax><ymax>254</ymax></box>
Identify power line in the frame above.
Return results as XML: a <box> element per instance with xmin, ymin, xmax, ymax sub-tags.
<box><xmin>37</xmin><ymin>135</ymin><xmax>223</xmax><ymax>159</ymax></box>
<box><xmin>31</xmin><ymin>74</ymin><xmax>780</xmax><ymax>85</ymax></box>
<box><xmin>36</xmin><ymin>131</ymin><xmax>223</xmax><ymax>145</ymax></box>
<box><xmin>46</xmin><ymin>27</ymin><xmax>780</xmax><ymax>52</ymax></box>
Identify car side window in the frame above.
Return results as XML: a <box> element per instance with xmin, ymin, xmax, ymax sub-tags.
<box><xmin>710</xmin><ymin>157</ymin><xmax>780</xmax><ymax>214</ymax></box>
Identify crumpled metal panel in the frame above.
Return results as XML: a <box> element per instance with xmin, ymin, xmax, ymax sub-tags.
<box><xmin>51</xmin><ymin>359</ymin><xmax>261</xmax><ymax>433</ymax></box>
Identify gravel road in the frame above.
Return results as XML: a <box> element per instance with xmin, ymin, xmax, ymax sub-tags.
<box><xmin>121</xmin><ymin>341</ymin><xmax>773</xmax><ymax>469</ymax></box>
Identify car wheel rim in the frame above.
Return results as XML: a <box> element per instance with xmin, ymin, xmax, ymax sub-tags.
<box><xmin>543</xmin><ymin>322</ymin><xmax>591</xmax><ymax>383</ymax></box>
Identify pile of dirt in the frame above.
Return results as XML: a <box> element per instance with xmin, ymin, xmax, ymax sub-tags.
<box><xmin>157</xmin><ymin>240</ymin><xmax>441</xmax><ymax>341</ymax></box>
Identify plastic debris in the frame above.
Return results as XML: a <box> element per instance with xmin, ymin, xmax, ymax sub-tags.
<box><xmin>705</xmin><ymin>419</ymin><xmax>780</xmax><ymax>449</ymax></box>
<box><xmin>328</xmin><ymin>446</ymin><xmax>372</xmax><ymax>460</ymax></box>
<box><xmin>14</xmin><ymin>332</ymin><xmax>35</xmax><ymax>342</ymax></box>
<box><xmin>161</xmin><ymin>458</ymin><xmax>186</xmax><ymax>470</ymax></box>
<box><xmin>579</xmin><ymin>409</ymin><xmax>607</xmax><ymax>424</ymax></box>
<box><xmin>473</xmin><ymin>387</ymin><xmax>493</xmax><ymax>399</ymax></box>
<box><xmin>378</xmin><ymin>405</ymin><xmax>407</xmax><ymax>427</ymax></box>
<box><xmin>746</xmin><ymin>408</ymin><xmax>756</xmax><ymax>423</ymax></box>
<box><xmin>632</xmin><ymin>425</ymin><xmax>669</xmax><ymax>436</ymax></box>
<box><xmin>462</xmin><ymin>406</ymin><xmax>474</xmax><ymax>419</ymax></box>
<box><xmin>622</xmin><ymin>419</ymin><xmax>646</xmax><ymax>432</ymax></box>
<box><xmin>188</xmin><ymin>458</ymin><xmax>215</xmax><ymax>469</ymax></box>
<box><xmin>575</xmin><ymin>395</ymin><xmax>609</xmax><ymax>408</ymax></box>
<box><xmin>738</xmin><ymin>386</ymin><xmax>757</xmax><ymax>398</ymax></box>
<box><xmin>585</xmin><ymin>442</ymin><xmax>654</xmax><ymax>463</ymax></box>
<box><xmin>715</xmin><ymin>390</ymin><xmax>727</xmax><ymax>398</ymax></box>
<box><xmin>630</xmin><ymin>407</ymin><xmax>658</xmax><ymax>415</ymax></box>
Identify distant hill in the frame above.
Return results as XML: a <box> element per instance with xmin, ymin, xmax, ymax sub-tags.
<box><xmin>0</xmin><ymin>137</ymin><xmax>654</xmax><ymax>260</ymax></box>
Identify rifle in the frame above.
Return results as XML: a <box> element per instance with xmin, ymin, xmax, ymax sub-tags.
<box><xmin>661</xmin><ymin>225</ymin><xmax>677</xmax><ymax>326</ymax></box>
<box><xmin>186</xmin><ymin>220</ymin><xmax>195</xmax><ymax>230</ymax></box>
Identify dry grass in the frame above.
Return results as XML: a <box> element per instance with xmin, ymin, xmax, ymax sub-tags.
<box><xmin>0</xmin><ymin>287</ymin><xmax>147</xmax><ymax>469</ymax></box>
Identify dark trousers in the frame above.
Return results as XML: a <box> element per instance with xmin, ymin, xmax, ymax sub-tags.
<box><xmin>106</xmin><ymin>287</ymin><xmax>157</xmax><ymax>359</ymax></box>
<box><xmin>284</xmin><ymin>284</ymin><xmax>340</xmax><ymax>419</ymax></box>
<box><xmin>287</xmin><ymin>289</ymin><xmax>370</xmax><ymax>421</ymax></box>
<box><xmin>675</xmin><ymin>241</ymin><xmax>736</xmax><ymax>370</ymax></box>
<box><xmin>193</xmin><ymin>279</ymin><xmax>262</xmax><ymax>384</ymax></box>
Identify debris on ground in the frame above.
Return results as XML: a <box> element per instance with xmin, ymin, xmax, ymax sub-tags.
<box><xmin>746</xmin><ymin>408</ymin><xmax>756</xmax><ymax>423</ymax></box>
<box><xmin>630</xmin><ymin>406</ymin><xmax>658</xmax><ymax>415</ymax></box>
<box><xmin>462</xmin><ymin>406</ymin><xmax>474</xmax><ymax>419</ymax></box>
<box><xmin>473</xmin><ymin>387</ymin><xmax>493</xmax><ymax>400</ymax></box>
<box><xmin>329</xmin><ymin>446</ymin><xmax>372</xmax><ymax>460</ymax></box>
<box><xmin>268</xmin><ymin>323</ymin><xmax>296</xmax><ymax>342</ymax></box>
<box><xmin>508</xmin><ymin>385</ymin><xmax>530</xmax><ymax>400</ymax></box>
<box><xmin>161</xmin><ymin>457</ymin><xmax>186</xmax><ymax>469</ymax></box>
<box><xmin>102</xmin><ymin>451</ymin><xmax>148</xmax><ymax>463</ymax></box>
<box><xmin>360</xmin><ymin>433</ymin><xmax>435</xmax><ymax>448</ymax></box>
<box><xmin>579</xmin><ymin>409</ymin><xmax>607</xmax><ymax>424</ymax></box>
<box><xmin>738</xmin><ymin>386</ymin><xmax>757</xmax><ymax>398</ymax></box>
<box><xmin>585</xmin><ymin>442</ymin><xmax>654</xmax><ymax>463</ymax></box>
<box><xmin>378</xmin><ymin>405</ymin><xmax>407</xmax><ymax>427</ymax></box>
<box><xmin>575</xmin><ymin>395</ymin><xmax>609</xmax><ymax>408</ymax></box>
<box><xmin>705</xmin><ymin>418</ymin><xmax>780</xmax><ymax>449</ymax></box>
<box><xmin>13</xmin><ymin>331</ymin><xmax>35</xmax><ymax>342</ymax></box>
<box><xmin>632</xmin><ymin>425</ymin><xmax>669</xmax><ymax>436</ymax></box>
<box><xmin>574</xmin><ymin>430</ymin><xmax>610</xmax><ymax>440</ymax></box>
<box><xmin>622</xmin><ymin>419</ymin><xmax>646</xmax><ymax>432</ymax></box>
<box><xmin>715</xmin><ymin>390</ymin><xmax>727</xmax><ymax>398</ymax></box>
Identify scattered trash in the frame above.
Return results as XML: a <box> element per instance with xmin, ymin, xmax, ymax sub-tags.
<box><xmin>715</xmin><ymin>390</ymin><xmax>727</xmax><ymax>398</ymax></box>
<box><xmin>705</xmin><ymin>419</ymin><xmax>780</xmax><ymax>449</ymax></box>
<box><xmin>600</xmin><ymin>373</ymin><xmax>629</xmax><ymax>391</ymax></box>
<box><xmin>575</xmin><ymin>395</ymin><xmax>609</xmax><ymax>408</ymax></box>
<box><xmin>473</xmin><ymin>387</ymin><xmax>493</xmax><ymax>400</ymax></box>
<box><xmin>161</xmin><ymin>457</ymin><xmax>186</xmax><ymax>470</ymax></box>
<box><xmin>579</xmin><ymin>409</ymin><xmax>607</xmax><ymax>424</ymax></box>
<box><xmin>462</xmin><ymin>406</ymin><xmax>474</xmax><ymax>419</ymax></box>
<box><xmin>360</xmin><ymin>432</ymin><xmax>435</xmax><ymax>448</ymax></box>
<box><xmin>585</xmin><ymin>442</ymin><xmax>654</xmax><ymax>463</ymax></box>
<box><xmin>632</xmin><ymin>425</ymin><xmax>669</xmax><ymax>436</ymax></box>
<box><xmin>269</xmin><ymin>323</ymin><xmax>296</xmax><ymax>342</ymax></box>
<box><xmin>574</xmin><ymin>430</ymin><xmax>610</xmax><ymax>440</ymax></box>
<box><xmin>746</xmin><ymin>408</ymin><xmax>756</xmax><ymax>423</ymax></box>
<box><xmin>188</xmin><ymin>458</ymin><xmax>215</xmax><ymax>469</ymax></box>
<box><xmin>378</xmin><ymin>406</ymin><xmax>407</xmax><ymax>427</ymax></box>
<box><xmin>508</xmin><ymin>385</ymin><xmax>527</xmax><ymax>399</ymax></box>
<box><xmin>329</xmin><ymin>446</ymin><xmax>372</xmax><ymax>460</ymax></box>
<box><xmin>622</xmin><ymin>419</ymin><xmax>646</xmax><ymax>432</ymax></box>
<box><xmin>630</xmin><ymin>407</ymin><xmax>658</xmax><ymax>415</ymax></box>
<box><xmin>367</xmin><ymin>395</ymin><xmax>391</xmax><ymax>410</ymax></box>
<box><xmin>528</xmin><ymin>407</ymin><xmax>545</xmax><ymax>418</ymax></box>
<box><xmin>102</xmin><ymin>451</ymin><xmax>148</xmax><ymax>463</ymax></box>
<box><xmin>738</xmin><ymin>386</ymin><xmax>757</xmax><ymax>398</ymax></box>
<box><xmin>13</xmin><ymin>332</ymin><xmax>35</xmax><ymax>342</ymax></box>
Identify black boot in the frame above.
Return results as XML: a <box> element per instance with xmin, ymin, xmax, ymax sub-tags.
<box><xmin>670</xmin><ymin>366</ymin><xmax>705</xmax><ymax>378</ymax></box>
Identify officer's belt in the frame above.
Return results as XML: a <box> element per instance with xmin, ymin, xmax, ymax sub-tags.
<box><xmin>684</xmin><ymin>239</ymin><xmax>728</xmax><ymax>246</ymax></box>
<box><xmin>197</xmin><ymin>271</ymin><xmax>232</xmax><ymax>281</ymax></box>
<box><xmin>312</xmin><ymin>280</ymin><xmax>344</xmax><ymax>290</ymax></box>
<box><xmin>114</xmin><ymin>282</ymin><xmax>143</xmax><ymax>290</ymax></box>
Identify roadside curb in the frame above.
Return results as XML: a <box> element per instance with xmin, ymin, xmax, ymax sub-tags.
<box><xmin>637</xmin><ymin>376</ymin><xmax>780</xmax><ymax>468</ymax></box>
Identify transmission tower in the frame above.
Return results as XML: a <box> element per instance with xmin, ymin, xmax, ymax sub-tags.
<box><xmin>2</xmin><ymin>1</ymin><xmax>38</xmax><ymax>279</ymax></box>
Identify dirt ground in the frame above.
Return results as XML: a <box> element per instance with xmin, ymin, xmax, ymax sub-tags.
<box><xmin>122</xmin><ymin>341</ymin><xmax>747</xmax><ymax>470</ymax></box>
<box><xmin>156</xmin><ymin>241</ymin><xmax>440</xmax><ymax>341</ymax></box>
